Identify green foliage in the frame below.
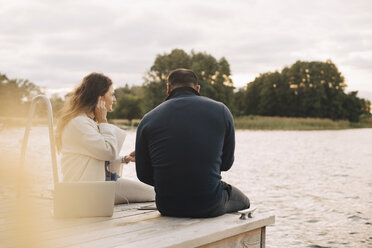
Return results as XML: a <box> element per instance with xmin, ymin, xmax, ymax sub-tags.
<box><xmin>143</xmin><ymin>49</ymin><xmax>235</xmax><ymax>112</ymax></box>
<box><xmin>109</xmin><ymin>85</ymin><xmax>145</xmax><ymax>121</ymax></box>
<box><xmin>2</xmin><ymin>57</ymin><xmax>370</xmax><ymax>125</ymax></box>
<box><xmin>234</xmin><ymin>116</ymin><xmax>372</xmax><ymax>130</ymax></box>
<box><xmin>233</xmin><ymin>88</ymin><xmax>246</xmax><ymax>116</ymax></box>
<box><xmin>49</xmin><ymin>94</ymin><xmax>65</xmax><ymax>117</ymax></box>
<box><xmin>0</xmin><ymin>73</ymin><xmax>41</xmax><ymax>117</ymax></box>
<box><xmin>237</xmin><ymin>60</ymin><xmax>370</xmax><ymax>122</ymax></box>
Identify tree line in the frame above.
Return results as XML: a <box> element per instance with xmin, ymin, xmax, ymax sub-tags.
<box><xmin>110</xmin><ymin>49</ymin><xmax>370</xmax><ymax>122</ymax></box>
<box><xmin>235</xmin><ymin>60</ymin><xmax>371</xmax><ymax>122</ymax></box>
<box><xmin>1</xmin><ymin>49</ymin><xmax>371</xmax><ymax>122</ymax></box>
<box><xmin>0</xmin><ymin>73</ymin><xmax>64</xmax><ymax>118</ymax></box>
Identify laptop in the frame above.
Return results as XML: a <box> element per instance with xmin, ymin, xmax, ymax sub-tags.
<box><xmin>53</xmin><ymin>181</ymin><xmax>116</xmax><ymax>218</ymax></box>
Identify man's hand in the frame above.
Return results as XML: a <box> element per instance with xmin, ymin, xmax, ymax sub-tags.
<box><xmin>123</xmin><ymin>151</ymin><xmax>135</xmax><ymax>163</ymax></box>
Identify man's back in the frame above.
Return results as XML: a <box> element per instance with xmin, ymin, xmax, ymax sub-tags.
<box><xmin>135</xmin><ymin>87</ymin><xmax>235</xmax><ymax>217</ymax></box>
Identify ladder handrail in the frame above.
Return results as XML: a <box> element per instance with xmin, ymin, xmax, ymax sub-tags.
<box><xmin>19</xmin><ymin>95</ymin><xmax>59</xmax><ymax>196</ymax></box>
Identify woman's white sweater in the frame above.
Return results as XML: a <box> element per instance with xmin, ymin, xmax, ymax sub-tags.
<box><xmin>61</xmin><ymin>114</ymin><xmax>126</xmax><ymax>181</ymax></box>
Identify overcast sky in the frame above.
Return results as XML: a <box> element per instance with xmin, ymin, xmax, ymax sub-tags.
<box><xmin>1</xmin><ymin>0</ymin><xmax>371</xmax><ymax>100</ymax></box>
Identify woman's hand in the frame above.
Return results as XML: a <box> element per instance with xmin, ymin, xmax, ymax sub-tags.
<box><xmin>95</xmin><ymin>96</ymin><xmax>108</xmax><ymax>123</ymax></box>
<box><xmin>122</xmin><ymin>151</ymin><xmax>136</xmax><ymax>164</ymax></box>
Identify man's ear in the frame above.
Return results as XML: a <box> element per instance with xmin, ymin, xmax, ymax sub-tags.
<box><xmin>195</xmin><ymin>85</ymin><xmax>200</xmax><ymax>93</ymax></box>
<box><xmin>167</xmin><ymin>83</ymin><xmax>171</xmax><ymax>95</ymax></box>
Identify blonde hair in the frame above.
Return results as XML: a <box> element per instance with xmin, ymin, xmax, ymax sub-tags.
<box><xmin>55</xmin><ymin>73</ymin><xmax>112</xmax><ymax>152</ymax></box>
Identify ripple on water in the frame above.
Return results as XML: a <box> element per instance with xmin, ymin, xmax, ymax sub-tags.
<box><xmin>306</xmin><ymin>219</ymin><xmax>320</xmax><ymax>223</ymax></box>
<box><xmin>308</xmin><ymin>245</ymin><xmax>332</xmax><ymax>248</ymax></box>
<box><xmin>348</xmin><ymin>215</ymin><xmax>364</xmax><ymax>221</ymax></box>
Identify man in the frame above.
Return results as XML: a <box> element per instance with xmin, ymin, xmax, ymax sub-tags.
<box><xmin>135</xmin><ymin>68</ymin><xmax>250</xmax><ymax>217</ymax></box>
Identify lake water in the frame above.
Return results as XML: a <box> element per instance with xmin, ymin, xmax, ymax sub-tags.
<box><xmin>0</xmin><ymin>127</ymin><xmax>371</xmax><ymax>247</ymax></box>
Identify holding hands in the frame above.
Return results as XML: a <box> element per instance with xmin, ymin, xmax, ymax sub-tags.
<box><xmin>122</xmin><ymin>151</ymin><xmax>135</xmax><ymax>164</ymax></box>
<box><xmin>109</xmin><ymin>151</ymin><xmax>135</xmax><ymax>170</ymax></box>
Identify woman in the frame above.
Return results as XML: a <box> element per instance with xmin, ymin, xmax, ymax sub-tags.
<box><xmin>55</xmin><ymin>72</ymin><xmax>154</xmax><ymax>204</ymax></box>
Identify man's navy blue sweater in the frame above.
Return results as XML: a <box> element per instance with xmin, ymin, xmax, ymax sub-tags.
<box><xmin>135</xmin><ymin>87</ymin><xmax>235</xmax><ymax>216</ymax></box>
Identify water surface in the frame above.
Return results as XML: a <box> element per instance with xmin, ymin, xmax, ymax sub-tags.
<box><xmin>0</xmin><ymin>127</ymin><xmax>371</xmax><ymax>247</ymax></box>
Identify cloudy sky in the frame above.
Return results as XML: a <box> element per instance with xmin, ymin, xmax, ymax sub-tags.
<box><xmin>1</xmin><ymin>0</ymin><xmax>371</xmax><ymax>100</ymax></box>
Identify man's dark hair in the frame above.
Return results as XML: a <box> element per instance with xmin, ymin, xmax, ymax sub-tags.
<box><xmin>167</xmin><ymin>68</ymin><xmax>198</xmax><ymax>86</ymax></box>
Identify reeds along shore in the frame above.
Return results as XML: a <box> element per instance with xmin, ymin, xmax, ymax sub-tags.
<box><xmin>111</xmin><ymin>116</ymin><xmax>372</xmax><ymax>130</ymax></box>
<box><xmin>233</xmin><ymin>115</ymin><xmax>372</xmax><ymax>130</ymax></box>
<box><xmin>1</xmin><ymin>116</ymin><xmax>372</xmax><ymax>130</ymax></box>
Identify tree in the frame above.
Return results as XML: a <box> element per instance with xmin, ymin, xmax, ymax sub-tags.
<box><xmin>112</xmin><ymin>94</ymin><xmax>143</xmax><ymax>121</ymax></box>
<box><xmin>239</xmin><ymin>60</ymin><xmax>370</xmax><ymax>122</ymax></box>
<box><xmin>50</xmin><ymin>94</ymin><xmax>65</xmax><ymax>117</ymax></box>
<box><xmin>233</xmin><ymin>88</ymin><xmax>247</xmax><ymax>116</ymax></box>
<box><xmin>143</xmin><ymin>49</ymin><xmax>235</xmax><ymax>112</ymax></box>
<box><xmin>0</xmin><ymin>73</ymin><xmax>41</xmax><ymax>117</ymax></box>
<box><xmin>109</xmin><ymin>85</ymin><xmax>145</xmax><ymax>121</ymax></box>
<box><xmin>343</xmin><ymin>91</ymin><xmax>369</xmax><ymax>122</ymax></box>
<box><xmin>143</xmin><ymin>49</ymin><xmax>191</xmax><ymax>111</ymax></box>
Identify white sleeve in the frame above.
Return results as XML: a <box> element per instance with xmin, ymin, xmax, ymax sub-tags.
<box><xmin>107</xmin><ymin>124</ymin><xmax>127</xmax><ymax>176</ymax></box>
<box><xmin>63</xmin><ymin>117</ymin><xmax>119</xmax><ymax>161</ymax></box>
<box><xmin>110</xmin><ymin>124</ymin><xmax>126</xmax><ymax>158</ymax></box>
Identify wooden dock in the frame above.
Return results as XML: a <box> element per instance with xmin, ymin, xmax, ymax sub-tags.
<box><xmin>1</xmin><ymin>196</ymin><xmax>274</xmax><ymax>248</ymax></box>
<box><xmin>1</xmin><ymin>97</ymin><xmax>275</xmax><ymax>248</ymax></box>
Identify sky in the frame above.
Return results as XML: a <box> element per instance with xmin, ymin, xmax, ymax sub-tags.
<box><xmin>1</xmin><ymin>0</ymin><xmax>371</xmax><ymax>101</ymax></box>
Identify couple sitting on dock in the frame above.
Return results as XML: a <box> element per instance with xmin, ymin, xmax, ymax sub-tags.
<box><xmin>55</xmin><ymin>68</ymin><xmax>250</xmax><ymax>218</ymax></box>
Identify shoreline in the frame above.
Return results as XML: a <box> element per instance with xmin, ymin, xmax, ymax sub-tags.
<box><xmin>234</xmin><ymin>115</ymin><xmax>372</xmax><ymax>130</ymax></box>
<box><xmin>1</xmin><ymin>115</ymin><xmax>372</xmax><ymax>130</ymax></box>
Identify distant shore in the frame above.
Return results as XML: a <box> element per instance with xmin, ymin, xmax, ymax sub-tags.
<box><xmin>1</xmin><ymin>116</ymin><xmax>372</xmax><ymax>130</ymax></box>
<box><xmin>233</xmin><ymin>115</ymin><xmax>372</xmax><ymax>130</ymax></box>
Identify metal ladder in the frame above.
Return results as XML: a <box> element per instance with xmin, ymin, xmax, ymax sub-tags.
<box><xmin>19</xmin><ymin>95</ymin><xmax>59</xmax><ymax>195</ymax></box>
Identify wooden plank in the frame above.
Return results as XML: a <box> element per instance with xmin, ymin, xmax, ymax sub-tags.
<box><xmin>1</xmin><ymin>196</ymin><xmax>275</xmax><ymax>248</ymax></box>
<box><xmin>197</xmin><ymin>228</ymin><xmax>262</xmax><ymax>248</ymax></box>
<box><xmin>45</xmin><ymin>202</ymin><xmax>157</xmax><ymax>231</ymax></box>
<box><xmin>117</xmin><ymin>215</ymin><xmax>275</xmax><ymax>248</ymax></box>
<box><xmin>2</xmin><ymin>198</ymin><xmax>154</xmax><ymax>233</ymax></box>
<box><xmin>39</xmin><ymin>205</ymin><xmax>160</xmax><ymax>243</ymax></box>
<box><xmin>40</xmin><ymin>211</ymin><xmax>160</xmax><ymax>245</ymax></box>
<box><xmin>41</xmin><ymin>213</ymin><xmax>181</xmax><ymax>248</ymax></box>
<box><xmin>67</xmin><ymin>214</ymin><xmax>274</xmax><ymax>248</ymax></box>
<box><xmin>40</xmin><ymin>213</ymin><xmax>161</xmax><ymax>247</ymax></box>
<box><xmin>0</xmin><ymin>198</ymin><xmax>158</xmax><ymax>248</ymax></box>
